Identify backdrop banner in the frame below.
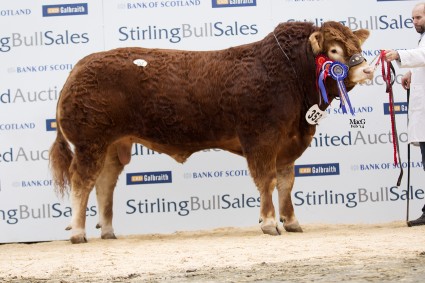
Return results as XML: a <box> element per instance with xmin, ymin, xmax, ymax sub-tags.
<box><xmin>1</xmin><ymin>0</ymin><xmax>424</xmax><ymax>243</ymax></box>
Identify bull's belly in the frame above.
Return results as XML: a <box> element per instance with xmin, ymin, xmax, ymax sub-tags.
<box><xmin>128</xmin><ymin>135</ymin><xmax>243</xmax><ymax>163</ymax></box>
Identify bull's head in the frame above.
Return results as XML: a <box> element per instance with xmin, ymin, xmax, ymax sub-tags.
<box><xmin>309</xmin><ymin>21</ymin><xmax>373</xmax><ymax>91</ymax></box>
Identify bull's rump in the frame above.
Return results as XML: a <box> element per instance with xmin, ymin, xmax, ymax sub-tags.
<box><xmin>58</xmin><ymin>46</ymin><xmax>269</xmax><ymax>149</ymax></box>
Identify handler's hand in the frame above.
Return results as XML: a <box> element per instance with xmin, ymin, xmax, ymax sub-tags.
<box><xmin>384</xmin><ymin>49</ymin><xmax>400</xmax><ymax>62</ymax></box>
<box><xmin>401</xmin><ymin>71</ymin><xmax>411</xmax><ymax>90</ymax></box>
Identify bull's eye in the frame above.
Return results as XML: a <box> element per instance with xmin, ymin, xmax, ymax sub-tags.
<box><xmin>328</xmin><ymin>45</ymin><xmax>344</xmax><ymax>61</ymax></box>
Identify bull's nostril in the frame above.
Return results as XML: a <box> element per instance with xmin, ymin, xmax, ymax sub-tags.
<box><xmin>363</xmin><ymin>67</ymin><xmax>373</xmax><ymax>74</ymax></box>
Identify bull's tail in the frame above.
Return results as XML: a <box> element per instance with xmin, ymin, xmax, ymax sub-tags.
<box><xmin>49</xmin><ymin>125</ymin><xmax>73</xmax><ymax>196</ymax></box>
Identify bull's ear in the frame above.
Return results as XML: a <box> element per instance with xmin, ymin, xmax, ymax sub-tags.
<box><xmin>309</xmin><ymin>31</ymin><xmax>324</xmax><ymax>54</ymax></box>
<box><xmin>353</xmin><ymin>29</ymin><xmax>370</xmax><ymax>45</ymax></box>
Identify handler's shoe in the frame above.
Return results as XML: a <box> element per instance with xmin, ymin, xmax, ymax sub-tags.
<box><xmin>407</xmin><ymin>213</ymin><xmax>425</xmax><ymax>227</ymax></box>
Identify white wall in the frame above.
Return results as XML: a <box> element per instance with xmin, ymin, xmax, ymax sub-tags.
<box><xmin>0</xmin><ymin>0</ymin><xmax>423</xmax><ymax>243</ymax></box>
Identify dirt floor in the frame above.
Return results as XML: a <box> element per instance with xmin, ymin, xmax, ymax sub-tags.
<box><xmin>0</xmin><ymin>221</ymin><xmax>424</xmax><ymax>282</ymax></box>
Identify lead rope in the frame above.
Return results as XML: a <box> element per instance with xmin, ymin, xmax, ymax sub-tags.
<box><xmin>406</xmin><ymin>88</ymin><xmax>411</xmax><ymax>222</ymax></box>
<box><xmin>375</xmin><ymin>50</ymin><xmax>403</xmax><ymax>186</ymax></box>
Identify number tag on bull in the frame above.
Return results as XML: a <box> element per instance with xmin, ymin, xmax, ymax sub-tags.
<box><xmin>306</xmin><ymin>104</ymin><xmax>327</xmax><ymax>125</ymax></box>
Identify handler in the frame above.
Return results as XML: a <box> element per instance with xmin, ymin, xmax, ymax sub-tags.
<box><xmin>385</xmin><ymin>2</ymin><xmax>425</xmax><ymax>227</ymax></box>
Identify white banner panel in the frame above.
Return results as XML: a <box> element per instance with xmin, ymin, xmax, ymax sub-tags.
<box><xmin>1</xmin><ymin>0</ymin><xmax>424</xmax><ymax>243</ymax></box>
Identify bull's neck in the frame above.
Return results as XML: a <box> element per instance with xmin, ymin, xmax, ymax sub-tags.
<box><xmin>264</xmin><ymin>26</ymin><xmax>328</xmax><ymax>111</ymax></box>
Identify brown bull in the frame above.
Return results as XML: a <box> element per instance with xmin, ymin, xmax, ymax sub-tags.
<box><xmin>50</xmin><ymin>21</ymin><xmax>373</xmax><ymax>243</ymax></box>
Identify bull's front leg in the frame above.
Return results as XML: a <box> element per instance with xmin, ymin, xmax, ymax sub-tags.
<box><xmin>276</xmin><ymin>164</ymin><xmax>303</xmax><ymax>232</ymax></box>
<box><xmin>258</xmin><ymin>177</ymin><xmax>279</xmax><ymax>235</ymax></box>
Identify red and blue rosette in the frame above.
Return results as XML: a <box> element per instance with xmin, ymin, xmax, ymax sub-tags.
<box><xmin>329</xmin><ymin>61</ymin><xmax>354</xmax><ymax>115</ymax></box>
<box><xmin>315</xmin><ymin>54</ymin><xmax>333</xmax><ymax>104</ymax></box>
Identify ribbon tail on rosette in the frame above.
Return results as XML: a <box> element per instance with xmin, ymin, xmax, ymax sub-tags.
<box><xmin>318</xmin><ymin>70</ymin><xmax>329</xmax><ymax>104</ymax></box>
<box><xmin>330</xmin><ymin>61</ymin><xmax>354</xmax><ymax>115</ymax></box>
<box><xmin>315</xmin><ymin>54</ymin><xmax>333</xmax><ymax>106</ymax></box>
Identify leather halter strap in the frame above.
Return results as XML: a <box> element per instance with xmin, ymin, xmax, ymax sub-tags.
<box><xmin>348</xmin><ymin>53</ymin><xmax>365</xmax><ymax>68</ymax></box>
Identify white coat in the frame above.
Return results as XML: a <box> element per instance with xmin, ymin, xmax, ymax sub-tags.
<box><xmin>397</xmin><ymin>37</ymin><xmax>425</xmax><ymax>144</ymax></box>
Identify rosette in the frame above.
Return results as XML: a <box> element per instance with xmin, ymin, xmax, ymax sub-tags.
<box><xmin>329</xmin><ymin>61</ymin><xmax>354</xmax><ymax>115</ymax></box>
<box><xmin>315</xmin><ymin>54</ymin><xmax>333</xmax><ymax>104</ymax></box>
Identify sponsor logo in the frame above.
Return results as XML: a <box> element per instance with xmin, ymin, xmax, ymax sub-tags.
<box><xmin>0</xmin><ymin>9</ymin><xmax>31</xmax><ymax>17</ymax></box>
<box><xmin>0</xmin><ymin>87</ymin><xmax>59</xmax><ymax>104</ymax></box>
<box><xmin>351</xmin><ymin>161</ymin><xmax>423</xmax><ymax>171</ymax></box>
<box><xmin>46</xmin><ymin>119</ymin><xmax>57</xmax><ymax>131</ymax></box>
<box><xmin>8</xmin><ymin>64</ymin><xmax>73</xmax><ymax>74</ymax></box>
<box><xmin>294</xmin><ymin>185</ymin><xmax>424</xmax><ymax>208</ymax></box>
<box><xmin>0</xmin><ymin>122</ymin><xmax>35</xmax><ymax>131</ymax></box>
<box><xmin>310</xmin><ymin>130</ymin><xmax>408</xmax><ymax>147</ymax></box>
<box><xmin>295</xmin><ymin>163</ymin><xmax>340</xmax><ymax>177</ymax></box>
<box><xmin>326</xmin><ymin>106</ymin><xmax>373</xmax><ymax>115</ymax></box>
<box><xmin>42</xmin><ymin>3</ymin><xmax>88</xmax><ymax>17</ymax></box>
<box><xmin>345</xmin><ymin>15</ymin><xmax>413</xmax><ymax>31</ymax></box>
<box><xmin>12</xmin><ymin>179</ymin><xmax>53</xmax><ymax>188</ymax></box>
<box><xmin>118</xmin><ymin>21</ymin><xmax>258</xmax><ymax>44</ymax></box>
<box><xmin>126</xmin><ymin>193</ymin><xmax>260</xmax><ymax>216</ymax></box>
<box><xmin>0</xmin><ymin>147</ymin><xmax>49</xmax><ymax>163</ymax></box>
<box><xmin>383</xmin><ymin>102</ymin><xmax>408</xmax><ymax>115</ymax></box>
<box><xmin>127</xmin><ymin>171</ymin><xmax>172</xmax><ymax>185</ymax></box>
<box><xmin>184</xmin><ymin>169</ymin><xmax>249</xmax><ymax>179</ymax></box>
<box><xmin>124</xmin><ymin>0</ymin><xmax>201</xmax><ymax>9</ymax></box>
<box><xmin>212</xmin><ymin>0</ymin><xmax>256</xmax><ymax>8</ymax></box>
<box><xmin>349</xmin><ymin>118</ymin><xmax>366</xmax><ymax>129</ymax></box>
<box><xmin>0</xmin><ymin>31</ymin><xmax>89</xmax><ymax>53</ymax></box>
<box><xmin>287</xmin><ymin>14</ymin><xmax>413</xmax><ymax>30</ymax></box>
<box><xmin>0</xmin><ymin>203</ymin><xmax>97</xmax><ymax>225</ymax></box>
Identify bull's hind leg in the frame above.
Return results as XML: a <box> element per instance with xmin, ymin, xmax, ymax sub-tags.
<box><xmin>69</xmin><ymin>145</ymin><xmax>106</xmax><ymax>244</ymax></box>
<box><xmin>246</xmin><ymin>148</ymin><xmax>279</xmax><ymax>236</ymax></box>
<box><xmin>95</xmin><ymin>141</ymin><xmax>130</xmax><ymax>240</ymax></box>
<box><xmin>276</xmin><ymin>163</ymin><xmax>302</xmax><ymax>232</ymax></box>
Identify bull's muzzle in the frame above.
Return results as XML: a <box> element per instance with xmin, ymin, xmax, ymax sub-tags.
<box><xmin>349</xmin><ymin>59</ymin><xmax>374</xmax><ymax>83</ymax></box>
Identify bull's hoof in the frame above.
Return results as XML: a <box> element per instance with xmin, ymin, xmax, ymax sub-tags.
<box><xmin>284</xmin><ymin>223</ymin><xmax>303</xmax><ymax>233</ymax></box>
<box><xmin>65</xmin><ymin>225</ymin><xmax>72</xmax><ymax>231</ymax></box>
<box><xmin>96</xmin><ymin>223</ymin><xmax>101</xmax><ymax>229</ymax></box>
<box><xmin>261</xmin><ymin>225</ymin><xmax>281</xmax><ymax>235</ymax></box>
<box><xmin>101</xmin><ymin>232</ymin><xmax>117</xmax><ymax>240</ymax></box>
<box><xmin>260</xmin><ymin>218</ymin><xmax>281</xmax><ymax>235</ymax></box>
<box><xmin>70</xmin><ymin>235</ymin><xmax>88</xmax><ymax>244</ymax></box>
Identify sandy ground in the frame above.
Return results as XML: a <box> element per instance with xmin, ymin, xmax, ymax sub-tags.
<box><xmin>0</xmin><ymin>221</ymin><xmax>424</xmax><ymax>283</ymax></box>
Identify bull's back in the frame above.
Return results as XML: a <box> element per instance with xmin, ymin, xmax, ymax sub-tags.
<box><xmin>58</xmin><ymin>46</ymin><xmax>258</xmax><ymax>146</ymax></box>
